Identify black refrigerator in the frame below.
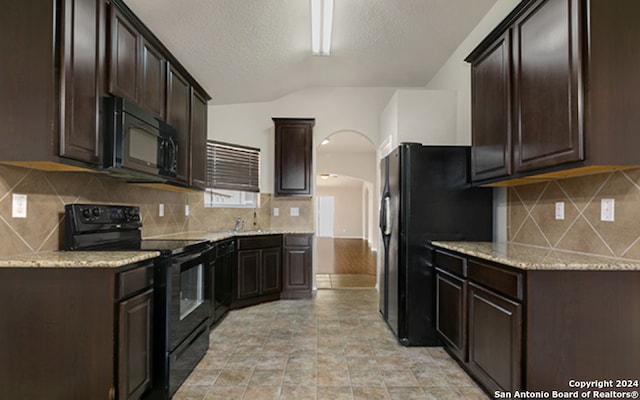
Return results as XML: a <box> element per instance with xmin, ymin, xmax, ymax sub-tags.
<box><xmin>379</xmin><ymin>143</ymin><xmax>493</xmax><ymax>346</ymax></box>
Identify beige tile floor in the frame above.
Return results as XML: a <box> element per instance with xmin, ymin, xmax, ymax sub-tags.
<box><xmin>173</xmin><ymin>289</ymin><xmax>489</xmax><ymax>400</ymax></box>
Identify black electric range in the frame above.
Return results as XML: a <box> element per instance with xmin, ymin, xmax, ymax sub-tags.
<box><xmin>64</xmin><ymin>204</ymin><xmax>212</xmax><ymax>399</ymax></box>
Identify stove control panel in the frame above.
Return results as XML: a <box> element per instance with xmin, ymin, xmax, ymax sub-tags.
<box><xmin>65</xmin><ymin>204</ymin><xmax>141</xmax><ymax>232</ymax></box>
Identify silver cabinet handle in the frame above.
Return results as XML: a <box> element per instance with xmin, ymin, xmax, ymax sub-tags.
<box><xmin>384</xmin><ymin>196</ymin><xmax>392</xmax><ymax>236</ymax></box>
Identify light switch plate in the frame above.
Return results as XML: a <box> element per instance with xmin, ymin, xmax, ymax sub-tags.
<box><xmin>12</xmin><ymin>193</ymin><xmax>27</xmax><ymax>218</ymax></box>
<box><xmin>290</xmin><ymin>207</ymin><xmax>300</xmax><ymax>217</ymax></box>
<box><xmin>159</xmin><ymin>203</ymin><xmax>165</xmax><ymax>217</ymax></box>
<box><xmin>273</xmin><ymin>207</ymin><xmax>279</xmax><ymax>217</ymax></box>
<box><xmin>555</xmin><ymin>202</ymin><xmax>564</xmax><ymax>220</ymax></box>
<box><xmin>601</xmin><ymin>198</ymin><xmax>614</xmax><ymax>221</ymax></box>
<box><xmin>184</xmin><ymin>205</ymin><xmax>190</xmax><ymax>216</ymax></box>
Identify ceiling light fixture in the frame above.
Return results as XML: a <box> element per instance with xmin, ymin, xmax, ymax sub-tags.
<box><xmin>311</xmin><ymin>0</ymin><xmax>334</xmax><ymax>56</ymax></box>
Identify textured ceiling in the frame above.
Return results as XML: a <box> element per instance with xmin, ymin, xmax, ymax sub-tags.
<box><xmin>123</xmin><ymin>0</ymin><xmax>497</xmax><ymax>105</ymax></box>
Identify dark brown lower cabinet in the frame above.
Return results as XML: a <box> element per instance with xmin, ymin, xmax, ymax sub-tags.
<box><xmin>435</xmin><ymin>269</ymin><xmax>467</xmax><ymax>361</ymax></box>
<box><xmin>281</xmin><ymin>234</ymin><xmax>313</xmax><ymax>299</ymax></box>
<box><xmin>434</xmin><ymin>246</ymin><xmax>640</xmax><ymax>396</ymax></box>
<box><xmin>0</xmin><ymin>261</ymin><xmax>154</xmax><ymax>400</ymax></box>
<box><xmin>118</xmin><ymin>288</ymin><xmax>153</xmax><ymax>400</ymax></box>
<box><xmin>467</xmin><ymin>283</ymin><xmax>521</xmax><ymax>393</ymax></box>
<box><xmin>234</xmin><ymin>235</ymin><xmax>282</xmax><ymax>308</ymax></box>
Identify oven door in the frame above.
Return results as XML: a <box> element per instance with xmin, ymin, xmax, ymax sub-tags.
<box><xmin>168</xmin><ymin>250</ymin><xmax>211</xmax><ymax>351</ymax></box>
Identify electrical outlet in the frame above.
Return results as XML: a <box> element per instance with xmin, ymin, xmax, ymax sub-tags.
<box><xmin>273</xmin><ymin>207</ymin><xmax>279</xmax><ymax>217</ymax></box>
<box><xmin>555</xmin><ymin>202</ymin><xmax>564</xmax><ymax>220</ymax></box>
<box><xmin>601</xmin><ymin>198</ymin><xmax>614</xmax><ymax>221</ymax></box>
<box><xmin>290</xmin><ymin>207</ymin><xmax>300</xmax><ymax>217</ymax></box>
<box><xmin>12</xmin><ymin>194</ymin><xmax>27</xmax><ymax>218</ymax></box>
<box><xmin>159</xmin><ymin>203</ymin><xmax>165</xmax><ymax>217</ymax></box>
<box><xmin>184</xmin><ymin>205</ymin><xmax>190</xmax><ymax>216</ymax></box>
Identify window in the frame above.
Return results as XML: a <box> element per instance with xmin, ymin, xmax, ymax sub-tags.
<box><xmin>206</xmin><ymin>140</ymin><xmax>260</xmax><ymax>192</ymax></box>
<box><xmin>204</xmin><ymin>188</ymin><xmax>259</xmax><ymax>208</ymax></box>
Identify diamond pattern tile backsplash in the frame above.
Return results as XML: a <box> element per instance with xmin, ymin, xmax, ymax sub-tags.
<box><xmin>0</xmin><ymin>164</ymin><xmax>314</xmax><ymax>258</ymax></box>
<box><xmin>508</xmin><ymin>168</ymin><xmax>640</xmax><ymax>260</ymax></box>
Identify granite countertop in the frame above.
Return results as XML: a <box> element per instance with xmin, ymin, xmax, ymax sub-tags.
<box><xmin>0</xmin><ymin>230</ymin><xmax>312</xmax><ymax>269</ymax></box>
<box><xmin>150</xmin><ymin>229</ymin><xmax>315</xmax><ymax>242</ymax></box>
<box><xmin>431</xmin><ymin>241</ymin><xmax>640</xmax><ymax>271</ymax></box>
<box><xmin>0</xmin><ymin>251</ymin><xmax>160</xmax><ymax>269</ymax></box>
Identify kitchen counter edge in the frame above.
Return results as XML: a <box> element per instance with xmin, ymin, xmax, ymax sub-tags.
<box><xmin>0</xmin><ymin>251</ymin><xmax>161</xmax><ymax>269</ymax></box>
<box><xmin>431</xmin><ymin>241</ymin><xmax>640</xmax><ymax>271</ymax></box>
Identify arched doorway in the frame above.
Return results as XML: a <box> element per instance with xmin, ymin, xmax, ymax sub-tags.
<box><xmin>314</xmin><ymin>131</ymin><xmax>377</xmax><ymax>289</ymax></box>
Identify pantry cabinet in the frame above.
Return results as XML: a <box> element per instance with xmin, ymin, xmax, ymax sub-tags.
<box><xmin>467</xmin><ymin>0</ymin><xmax>640</xmax><ymax>185</ymax></box>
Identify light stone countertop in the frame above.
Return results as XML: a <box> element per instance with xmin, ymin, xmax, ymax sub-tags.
<box><xmin>431</xmin><ymin>241</ymin><xmax>640</xmax><ymax>271</ymax></box>
<box><xmin>0</xmin><ymin>251</ymin><xmax>161</xmax><ymax>268</ymax></box>
<box><xmin>0</xmin><ymin>230</ymin><xmax>313</xmax><ymax>269</ymax></box>
<box><xmin>150</xmin><ymin>229</ymin><xmax>315</xmax><ymax>242</ymax></box>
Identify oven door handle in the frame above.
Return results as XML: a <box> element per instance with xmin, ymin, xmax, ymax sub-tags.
<box><xmin>172</xmin><ymin>250</ymin><xmax>208</xmax><ymax>266</ymax></box>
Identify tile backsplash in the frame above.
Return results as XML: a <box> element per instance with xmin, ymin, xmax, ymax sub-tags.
<box><xmin>0</xmin><ymin>164</ymin><xmax>314</xmax><ymax>258</ymax></box>
<box><xmin>508</xmin><ymin>168</ymin><xmax>640</xmax><ymax>260</ymax></box>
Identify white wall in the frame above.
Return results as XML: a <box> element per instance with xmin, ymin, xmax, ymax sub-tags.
<box><xmin>379</xmin><ymin>89</ymin><xmax>458</xmax><ymax>148</ymax></box>
<box><xmin>316</xmin><ymin>152</ymin><xmax>376</xmax><ymax>184</ymax></box>
<box><xmin>207</xmin><ymin>87</ymin><xmax>397</xmax><ymax>193</ymax></box>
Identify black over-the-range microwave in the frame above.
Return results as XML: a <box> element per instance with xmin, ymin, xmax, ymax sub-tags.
<box><xmin>104</xmin><ymin>96</ymin><xmax>178</xmax><ymax>183</ymax></box>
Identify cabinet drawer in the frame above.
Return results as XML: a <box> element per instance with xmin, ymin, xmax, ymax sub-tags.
<box><xmin>237</xmin><ymin>235</ymin><xmax>282</xmax><ymax>250</ymax></box>
<box><xmin>434</xmin><ymin>250</ymin><xmax>466</xmax><ymax>277</ymax></box>
<box><xmin>284</xmin><ymin>234</ymin><xmax>311</xmax><ymax>247</ymax></box>
<box><xmin>117</xmin><ymin>264</ymin><xmax>154</xmax><ymax>300</ymax></box>
<box><xmin>467</xmin><ymin>260</ymin><xmax>523</xmax><ymax>300</ymax></box>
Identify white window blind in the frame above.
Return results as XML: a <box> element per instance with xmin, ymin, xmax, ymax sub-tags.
<box><xmin>206</xmin><ymin>140</ymin><xmax>260</xmax><ymax>192</ymax></box>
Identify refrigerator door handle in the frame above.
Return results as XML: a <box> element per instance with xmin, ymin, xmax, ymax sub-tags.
<box><xmin>384</xmin><ymin>196</ymin><xmax>392</xmax><ymax>236</ymax></box>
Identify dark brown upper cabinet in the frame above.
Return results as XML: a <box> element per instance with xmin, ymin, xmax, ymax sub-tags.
<box><xmin>1</xmin><ymin>0</ymin><xmax>105</xmax><ymax>169</ymax></box>
<box><xmin>166</xmin><ymin>64</ymin><xmax>191</xmax><ymax>185</ymax></box>
<box><xmin>190</xmin><ymin>89</ymin><xmax>209</xmax><ymax>189</ymax></box>
<box><xmin>470</xmin><ymin>31</ymin><xmax>512</xmax><ymax>181</ymax></box>
<box><xmin>467</xmin><ymin>0</ymin><xmax>640</xmax><ymax>186</ymax></box>
<box><xmin>273</xmin><ymin>118</ymin><xmax>315</xmax><ymax>197</ymax></box>
<box><xmin>109</xmin><ymin>3</ymin><xmax>166</xmax><ymax>119</ymax></box>
<box><xmin>512</xmin><ymin>0</ymin><xmax>582</xmax><ymax>173</ymax></box>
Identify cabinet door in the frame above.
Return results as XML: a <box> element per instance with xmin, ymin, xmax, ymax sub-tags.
<box><xmin>140</xmin><ymin>39</ymin><xmax>165</xmax><ymax>118</ymax></box>
<box><xmin>468</xmin><ymin>283</ymin><xmax>521</xmax><ymax>393</ymax></box>
<box><xmin>283</xmin><ymin>246</ymin><xmax>311</xmax><ymax>293</ymax></box>
<box><xmin>118</xmin><ymin>288</ymin><xmax>153</xmax><ymax>400</ymax></box>
<box><xmin>236</xmin><ymin>250</ymin><xmax>260</xmax><ymax>299</ymax></box>
<box><xmin>470</xmin><ymin>31</ymin><xmax>512</xmax><ymax>181</ymax></box>
<box><xmin>190</xmin><ymin>88</ymin><xmax>208</xmax><ymax>188</ymax></box>
<box><xmin>166</xmin><ymin>64</ymin><xmax>191</xmax><ymax>184</ymax></box>
<box><xmin>273</xmin><ymin>118</ymin><xmax>314</xmax><ymax>197</ymax></box>
<box><xmin>435</xmin><ymin>270</ymin><xmax>467</xmax><ymax>361</ymax></box>
<box><xmin>261</xmin><ymin>248</ymin><xmax>282</xmax><ymax>294</ymax></box>
<box><xmin>109</xmin><ymin>5</ymin><xmax>139</xmax><ymax>102</ymax></box>
<box><xmin>513</xmin><ymin>0</ymin><xmax>583</xmax><ymax>172</ymax></box>
<box><xmin>59</xmin><ymin>0</ymin><xmax>105</xmax><ymax>165</ymax></box>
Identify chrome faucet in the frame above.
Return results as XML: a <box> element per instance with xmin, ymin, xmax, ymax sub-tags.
<box><xmin>234</xmin><ymin>217</ymin><xmax>246</xmax><ymax>232</ymax></box>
